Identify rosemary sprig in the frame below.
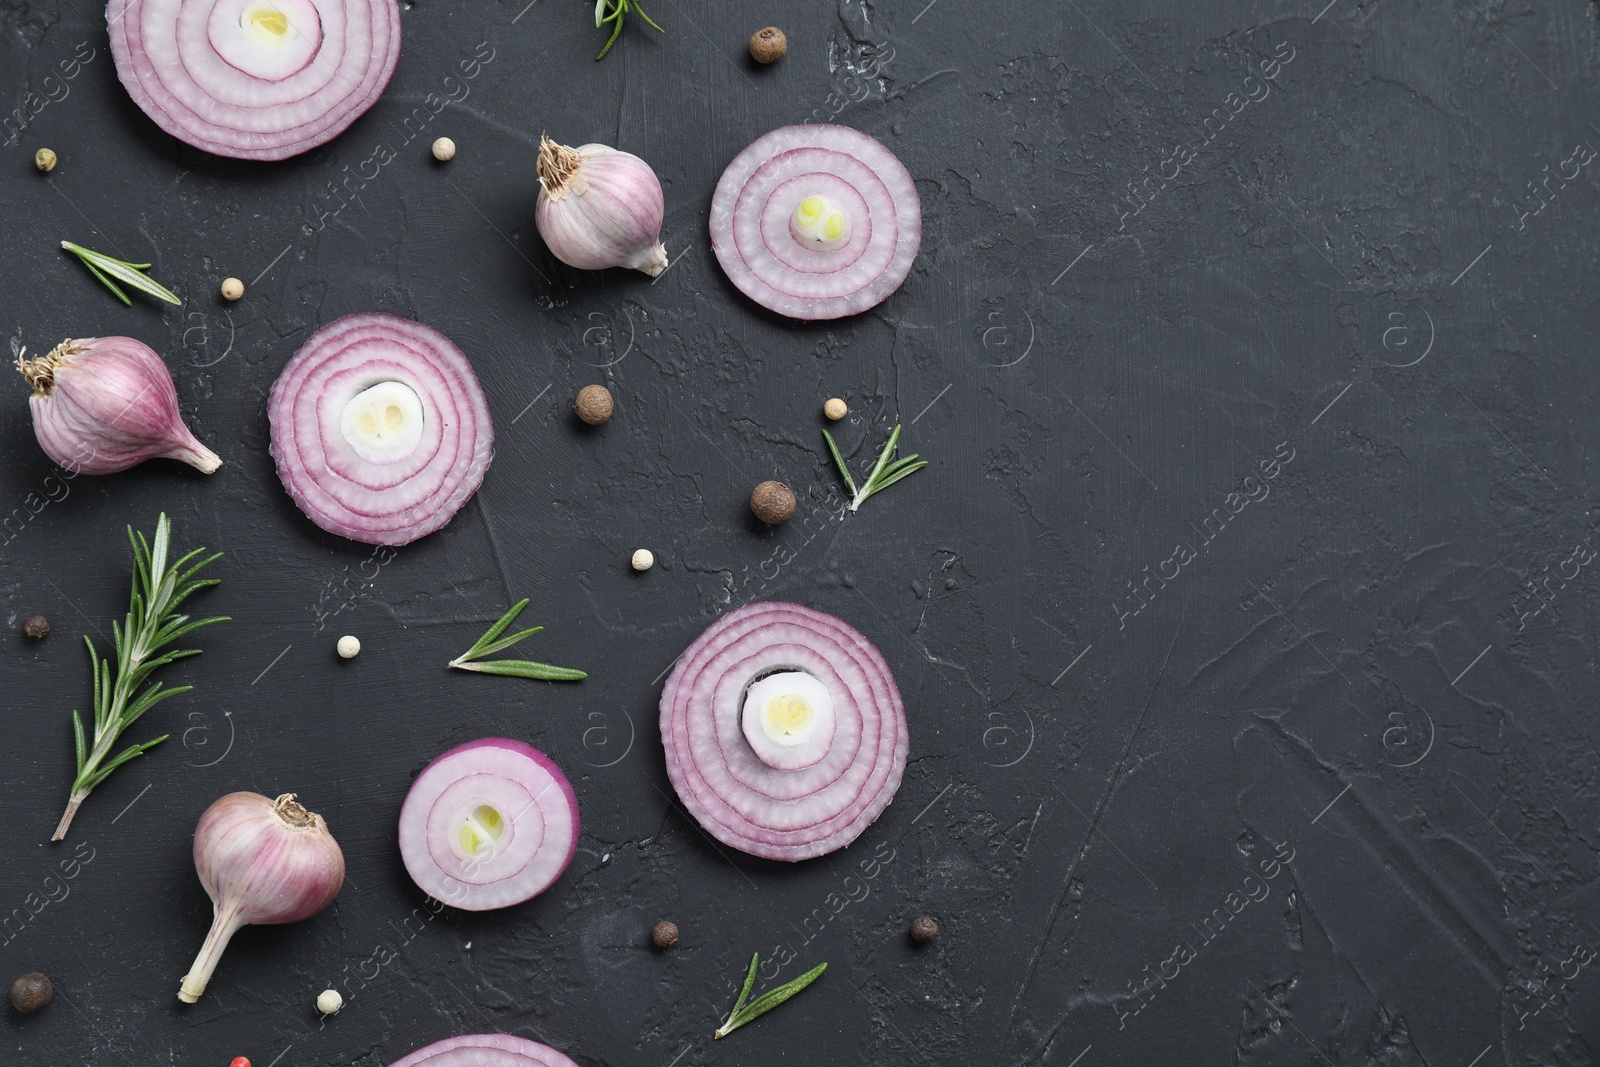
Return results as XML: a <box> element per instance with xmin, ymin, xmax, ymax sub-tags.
<box><xmin>448</xmin><ymin>598</ymin><xmax>588</xmax><ymax>681</ymax></box>
<box><xmin>61</xmin><ymin>241</ymin><xmax>181</xmax><ymax>307</ymax></box>
<box><xmin>593</xmin><ymin>0</ymin><xmax>664</xmax><ymax>60</ymax></box>
<box><xmin>715</xmin><ymin>952</ymin><xmax>827</xmax><ymax>1039</ymax></box>
<box><xmin>52</xmin><ymin>514</ymin><xmax>227</xmax><ymax>841</ymax></box>
<box><xmin>823</xmin><ymin>423</ymin><xmax>928</xmax><ymax>513</ymax></box>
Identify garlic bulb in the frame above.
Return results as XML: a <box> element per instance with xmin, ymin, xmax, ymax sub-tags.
<box><xmin>179</xmin><ymin>792</ymin><xmax>345</xmax><ymax>1004</ymax></box>
<box><xmin>536</xmin><ymin>134</ymin><xmax>668</xmax><ymax>276</ymax></box>
<box><xmin>15</xmin><ymin>337</ymin><xmax>221</xmax><ymax>474</ymax></box>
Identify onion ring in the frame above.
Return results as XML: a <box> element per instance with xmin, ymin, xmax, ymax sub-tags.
<box><xmin>267</xmin><ymin>312</ymin><xmax>494</xmax><ymax>546</ymax></box>
<box><xmin>710</xmin><ymin>126</ymin><xmax>921</xmax><ymax>320</ymax></box>
<box><xmin>108</xmin><ymin>0</ymin><xmax>401</xmax><ymax>161</ymax></box>
<box><xmin>660</xmin><ymin>601</ymin><xmax>909</xmax><ymax>861</ymax></box>
<box><xmin>397</xmin><ymin>738</ymin><xmax>579</xmax><ymax>912</ymax></box>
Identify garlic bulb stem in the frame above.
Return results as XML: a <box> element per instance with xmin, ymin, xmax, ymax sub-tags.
<box><xmin>178</xmin><ymin>900</ymin><xmax>248</xmax><ymax>1003</ymax></box>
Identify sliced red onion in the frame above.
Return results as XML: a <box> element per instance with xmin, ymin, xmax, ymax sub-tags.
<box><xmin>660</xmin><ymin>601</ymin><xmax>909</xmax><ymax>862</ymax></box>
<box><xmin>709</xmin><ymin>125</ymin><xmax>921</xmax><ymax>320</ymax></box>
<box><xmin>387</xmin><ymin>1034</ymin><xmax>581</xmax><ymax>1067</ymax></box>
<box><xmin>267</xmin><ymin>313</ymin><xmax>493</xmax><ymax>546</ymax></box>
<box><xmin>398</xmin><ymin>739</ymin><xmax>579</xmax><ymax>911</ymax></box>
<box><xmin>107</xmin><ymin>0</ymin><xmax>401</xmax><ymax>161</ymax></box>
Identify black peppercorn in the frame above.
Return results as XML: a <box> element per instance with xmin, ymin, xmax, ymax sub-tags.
<box><xmin>909</xmin><ymin>916</ymin><xmax>939</xmax><ymax>943</ymax></box>
<box><xmin>23</xmin><ymin>615</ymin><xmax>49</xmax><ymax>639</ymax></box>
<box><xmin>10</xmin><ymin>972</ymin><xmax>52</xmax><ymax>1013</ymax></box>
<box><xmin>651</xmin><ymin>920</ymin><xmax>680</xmax><ymax>949</ymax></box>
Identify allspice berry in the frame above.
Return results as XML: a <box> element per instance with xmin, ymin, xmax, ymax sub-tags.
<box><xmin>909</xmin><ymin>916</ymin><xmax>939</xmax><ymax>943</ymax></box>
<box><xmin>575</xmin><ymin>385</ymin><xmax>614</xmax><ymax>426</ymax></box>
<box><xmin>750</xmin><ymin>480</ymin><xmax>796</xmax><ymax>525</ymax></box>
<box><xmin>651</xmin><ymin>920</ymin><xmax>680</xmax><ymax>949</ymax></box>
<box><xmin>23</xmin><ymin>615</ymin><xmax>50</xmax><ymax>640</ymax></box>
<box><xmin>33</xmin><ymin>148</ymin><xmax>57</xmax><ymax>173</ymax></box>
<box><xmin>749</xmin><ymin>26</ymin><xmax>787</xmax><ymax>64</ymax></box>
<box><xmin>10</xmin><ymin>972</ymin><xmax>53</xmax><ymax>1013</ymax></box>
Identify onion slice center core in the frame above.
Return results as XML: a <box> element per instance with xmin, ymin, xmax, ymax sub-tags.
<box><xmin>340</xmin><ymin>380</ymin><xmax>424</xmax><ymax>462</ymax></box>
<box><xmin>459</xmin><ymin>803</ymin><xmax>506</xmax><ymax>855</ymax></box>
<box><xmin>790</xmin><ymin>195</ymin><xmax>851</xmax><ymax>251</ymax></box>
<box><xmin>209</xmin><ymin>0</ymin><xmax>324</xmax><ymax>80</ymax></box>
<box><xmin>741</xmin><ymin>670</ymin><xmax>835</xmax><ymax>770</ymax></box>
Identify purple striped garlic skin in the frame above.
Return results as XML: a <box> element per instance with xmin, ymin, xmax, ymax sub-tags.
<box><xmin>16</xmin><ymin>336</ymin><xmax>221</xmax><ymax>475</ymax></box>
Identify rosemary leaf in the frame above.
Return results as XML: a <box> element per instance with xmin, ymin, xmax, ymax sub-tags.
<box><xmin>80</xmin><ymin>258</ymin><xmax>132</xmax><ymax>306</ymax></box>
<box><xmin>450</xmin><ymin>659</ymin><xmax>589</xmax><ymax>681</ymax></box>
<box><xmin>822</xmin><ymin>427</ymin><xmax>857</xmax><ymax>498</ymax></box>
<box><xmin>867</xmin><ymin>461</ymin><xmax>928</xmax><ymax>496</ymax></box>
<box><xmin>715</xmin><ymin>953</ymin><xmax>827</xmax><ymax>1039</ymax></box>
<box><xmin>728</xmin><ymin>953</ymin><xmax>759</xmax><ymax>1019</ymax></box>
<box><xmin>862</xmin><ymin>423</ymin><xmax>901</xmax><ymax>488</ymax></box>
<box><xmin>631</xmin><ymin>0</ymin><xmax>664</xmax><ymax>32</ymax></box>
<box><xmin>470</xmin><ymin>627</ymin><xmax>546</xmax><ymax>660</ymax></box>
<box><xmin>468</xmin><ymin>598</ymin><xmax>530</xmax><ymax>656</ymax></box>
<box><xmin>594</xmin><ymin>0</ymin><xmax>665</xmax><ymax>60</ymax></box>
<box><xmin>876</xmin><ymin>454</ymin><xmax>923</xmax><ymax>481</ymax></box>
<box><xmin>51</xmin><ymin>514</ymin><xmax>226</xmax><ymax>841</ymax></box>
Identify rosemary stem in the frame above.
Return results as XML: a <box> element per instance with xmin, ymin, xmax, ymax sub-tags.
<box><xmin>50</xmin><ymin>795</ymin><xmax>84</xmax><ymax>842</ymax></box>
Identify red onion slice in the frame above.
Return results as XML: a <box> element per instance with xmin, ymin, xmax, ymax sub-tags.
<box><xmin>398</xmin><ymin>739</ymin><xmax>579</xmax><ymax>912</ymax></box>
<box><xmin>268</xmin><ymin>313</ymin><xmax>494</xmax><ymax>546</ymax></box>
<box><xmin>108</xmin><ymin>0</ymin><xmax>400</xmax><ymax>161</ymax></box>
<box><xmin>387</xmin><ymin>1034</ymin><xmax>581</xmax><ymax>1067</ymax></box>
<box><xmin>710</xmin><ymin>126</ymin><xmax>921</xmax><ymax>320</ymax></box>
<box><xmin>660</xmin><ymin>602</ymin><xmax>909</xmax><ymax>861</ymax></box>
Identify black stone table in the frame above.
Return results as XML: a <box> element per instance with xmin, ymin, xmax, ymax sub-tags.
<box><xmin>2</xmin><ymin>1</ymin><xmax>1596</xmax><ymax>1064</ymax></box>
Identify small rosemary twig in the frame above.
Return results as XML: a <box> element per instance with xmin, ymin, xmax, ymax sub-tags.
<box><xmin>61</xmin><ymin>241</ymin><xmax>181</xmax><ymax>307</ymax></box>
<box><xmin>448</xmin><ymin>599</ymin><xmax>587</xmax><ymax>681</ymax></box>
<box><xmin>714</xmin><ymin>952</ymin><xmax>827</xmax><ymax>1039</ymax></box>
<box><xmin>593</xmin><ymin>0</ymin><xmax>665</xmax><ymax>60</ymax></box>
<box><xmin>823</xmin><ymin>423</ymin><xmax>928</xmax><ymax>513</ymax></box>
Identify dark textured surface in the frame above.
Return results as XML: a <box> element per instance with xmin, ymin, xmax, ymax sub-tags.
<box><xmin>3</xmin><ymin>1</ymin><xmax>1599</xmax><ymax>1065</ymax></box>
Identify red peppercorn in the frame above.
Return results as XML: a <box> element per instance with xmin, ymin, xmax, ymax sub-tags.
<box><xmin>230</xmin><ymin>1058</ymin><xmax>252</xmax><ymax>1067</ymax></box>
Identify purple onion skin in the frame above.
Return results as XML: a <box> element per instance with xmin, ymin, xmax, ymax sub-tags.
<box><xmin>18</xmin><ymin>337</ymin><xmax>220</xmax><ymax>475</ymax></box>
<box><xmin>386</xmin><ymin>1033</ymin><xmax>582</xmax><ymax>1067</ymax></box>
